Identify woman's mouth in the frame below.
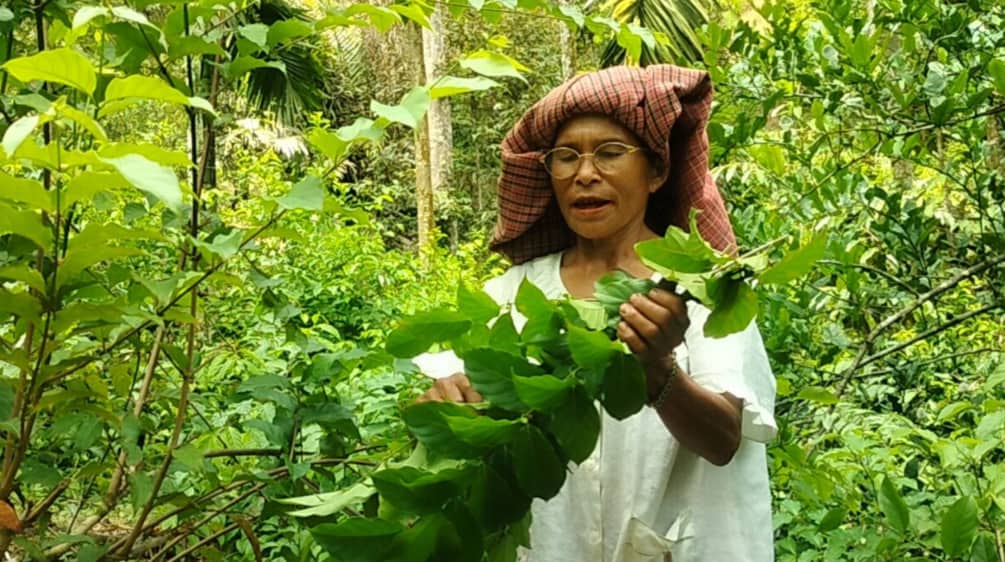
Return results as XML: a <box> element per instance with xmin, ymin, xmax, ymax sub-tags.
<box><xmin>571</xmin><ymin>197</ymin><xmax>613</xmax><ymax>216</ymax></box>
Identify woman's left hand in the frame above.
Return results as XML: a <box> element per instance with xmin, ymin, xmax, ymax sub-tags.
<box><xmin>616</xmin><ymin>287</ymin><xmax>689</xmax><ymax>367</ymax></box>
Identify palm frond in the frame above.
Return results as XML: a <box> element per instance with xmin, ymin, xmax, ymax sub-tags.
<box><xmin>598</xmin><ymin>0</ymin><xmax>716</xmax><ymax>67</ymax></box>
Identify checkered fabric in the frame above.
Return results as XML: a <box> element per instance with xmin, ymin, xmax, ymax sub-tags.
<box><xmin>489</xmin><ymin>65</ymin><xmax>737</xmax><ymax>264</ymax></box>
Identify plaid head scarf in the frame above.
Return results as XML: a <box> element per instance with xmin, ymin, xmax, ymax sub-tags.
<box><xmin>489</xmin><ymin>64</ymin><xmax>736</xmax><ymax>264</ymax></box>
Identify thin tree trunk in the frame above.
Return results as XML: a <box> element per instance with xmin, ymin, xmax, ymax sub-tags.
<box><xmin>414</xmin><ymin>23</ymin><xmax>434</xmax><ymax>258</ymax></box>
<box><xmin>558</xmin><ymin>0</ymin><xmax>577</xmax><ymax>79</ymax></box>
<box><xmin>422</xmin><ymin>8</ymin><xmax>453</xmax><ymax>196</ymax></box>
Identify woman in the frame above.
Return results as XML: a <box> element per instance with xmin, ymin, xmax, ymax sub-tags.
<box><xmin>417</xmin><ymin>65</ymin><xmax>777</xmax><ymax>562</ymax></box>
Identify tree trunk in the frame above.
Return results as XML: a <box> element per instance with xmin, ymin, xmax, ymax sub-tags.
<box><xmin>558</xmin><ymin>0</ymin><xmax>577</xmax><ymax>80</ymax></box>
<box><xmin>422</xmin><ymin>8</ymin><xmax>453</xmax><ymax>197</ymax></box>
<box><xmin>414</xmin><ymin>23</ymin><xmax>435</xmax><ymax>259</ymax></box>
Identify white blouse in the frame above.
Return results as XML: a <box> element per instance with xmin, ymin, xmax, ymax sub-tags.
<box><xmin>415</xmin><ymin>252</ymin><xmax>777</xmax><ymax>562</ymax></box>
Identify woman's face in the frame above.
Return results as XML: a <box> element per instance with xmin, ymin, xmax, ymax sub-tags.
<box><xmin>549</xmin><ymin>114</ymin><xmax>666</xmax><ymax>242</ymax></box>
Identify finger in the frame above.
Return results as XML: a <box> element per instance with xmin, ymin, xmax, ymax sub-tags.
<box><xmin>417</xmin><ymin>387</ymin><xmax>442</xmax><ymax>403</ymax></box>
<box><xmin>454</xmin><ymin>375</ymin><xmax>484</xmax><ymax>403</ymax></box>
<box><xmin>617</xmin><ymin>320</ymin><xmax>648</xmax><ymax>355</ymax></box>
<box><xmin>620</xmin><ymin>302</ymin><xmax>663</xmax><ymax>345</ymax></box>
<box><xmin>648</xmin><ymin>288</ymin><xmax>689</xmax><ymax>329</ymax></box>
<box><xmin>437</xmin><ymin>379</ymin><xmax>466</xmax><ymax>403</ymax></box>
<box><xmin>628</xmin><ymin>293</ymin><xmax>674</xmax><ymax>330</ymax></box>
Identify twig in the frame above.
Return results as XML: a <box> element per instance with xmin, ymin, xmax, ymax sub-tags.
<box><xmin>850</xmin><ymin>303</ymin><xmax>1002</xmax><ymax>374</ymax></box>
<box><xmin>163</xmin><ymin>521</ymin><xmax>240</xmax><ymax>562</ymax></box>
<box><xmin>151</xmin><ymin>483</ymin><xmax>266</xmax><ymax>560</ymax></box>
<box><xmin>835</xmin><ymin>252</ymin><xmax>1005</xmax><ymax>395</ymax></box>
<box><xmin>818</xmin><ymin>259</ymin><xmax>920</xmax><ymax>296</ymax></box>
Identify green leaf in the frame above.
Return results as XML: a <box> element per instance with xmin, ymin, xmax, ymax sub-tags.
<box><xmin>460</xmin><ymin>348</ymin><xmax>542</xmax><ymax>411</ymax></box>
<box><xmin>98</xmin><ymin>143</ymin><xmax>192</xmax><ymax>167</ymax></box>
<box><xmin>796</xmin><ymin>386</ymin><xmax>838</xmax><ymax>405</ymax></box>
<box><xmin>704</xmin><ymin>281</ymin><xmax>757</xmax><ymax>338</ymax></box>
<box><xmin>371</xmin><ymin>87</ymin><xmax>430</xmax><ymax>128</ymax></box>
<box><xmin>282</xmin><ymin>482</ymin><xmax>375</xmax><ymax>517</ymax></box>
<box><xmin>389</xmin><ymin>3</ymin><xmax>430</xmax><ymax>28</ymax></box>
<box><xmin>0</xmin><ymin>202</ymin><xmax>53</xmax><ymax>249</ymax></box>
<box><xmin>402</xmin><ymin>401</ymin><xmax>480</xmax><ymax>458</ymax></box>
<box><xmin>971</xmin><ymin>534</ymin><xmax>999</xmax><ymax>562</ymax></box>
<box><xmin>54</xmin><ymin>101</ymin><xmax>107</xmax><ymax>142</ymax></box>
<box><xmin>0</xmin><ymin>265</ymin><xmax>46</xmax><ymax>294</ymax></box>
<box><xmin>456</xmin><ymin>283</ymin><xmax>499</xmax><ymax>324</ymax></box>
<box><xmin>940</xmin><ymin>496</ymin><xmax>978</xmax><ymax>557</ymax></box>
<box><xmin>635</xmin><ymin>227</ymin><xmax>722</xmax><ymax>277</ymax></box>
<box><xmin>759</xmin><ymin>234</ymin><xmax>827</xmax><ymax>285</ymax></box>
<box><xmin>545</xmin><ymin>387</ymin><xmax>599</xmax><ymax>463</ymax></box>
<box><xmin>130</xmin><ymin>471</ymin><xmax>153</xmax><ymax>510</ymax></box>
<box><xmin>459</xmin><ymin>50</ymin><xmax>528</xmax><ymax>82</ymax></box>
<box><xmin>105</xmin><ymin>75</ymin><xmax>188</xmax><ymax>104</ymax></box>
<box><xmin>989</xmin><ymin>59</ymin><xmax>1005</xmax><ymax>97</ymax></box>
<box><xmin>2</xmin><ymin>114</ymin><xmax>39</xmax><ymax>156</ymax></box>
<box><xmin>267</xmin><ymin>19</ymin><xmax>314</xmax><ymax>47</ymax></box>
<box><xmin>2</xmin><ymin>48</ymin><xmax>97</xmax><ymax>95</ymax></box>
<box><xmin>593</xmin><ymin>271</ymin><xmax>655</xmax><ymax>328</ymax></box>
<box><xmin>878</xmin><ymin>476</ymin><xmax>910</xmax><ymax>533</ymax></box>
<box><xmin>818</xmin><ymin>506</ymin><xmax>846</xmax><ymax>532</ymax></box>
<box><xmin>201</xmin><ymin>229</ymin><xmax>244</xmax><ymax>260</ymax></box>
<box><xmin>444</xmin><ymin>415</ymin><xmax>522</xmax><ymax>448</ymax></box>
<box><xmin>429</xmin><ymin>76</ymin><xmax>500</xmax><ymax>99</ymax></box>
<box><xmin>167</xmin><ymin>35</ymin><xmax>227</xmax><ymax>60</ymax></box>
<box><xmin>600</xmin><ymin>354</ymin><xmax>647</xmax><ymax>420</ymax></box>
<box><xmin>984</xmin><ymin>360</ymin><xmax>1005</xmax><ymax>393</ymax></box>
<box><xmin>0</xmin><ymin>172</ymin><xmax>53</xmax><ymax>212</ymax></box>
<box><xmin>239</xmin><ymin>23</ymin><xmax>270</xmax><ymax>49</ymax></box>
<box><xmin>100</xmin><ymin>154</ymin><xmax>182</xmax><ymax>212</ymax></box>
<box><xmin>510</xmin><ymin>425</ymin><xmax>565</xmax><ymax>500</ymax></box>
<box><xmin>566</xmin><ymin>299</ymin><xmax>607</xmax><ymax>330</ymax></box>
<box><xmin>59</xmin><ymin>244</ymin><xmax>141</xmax><ymax>286</ymax></box>
<box><xmin>62</xmin><ymin>171</ymin><xmax>128</xmax><ymax>209</ymax></box>
<box><xmin>512</xmin><ymin>373</ymin><xmax>575</xmax><ymax>410</ymax></box>
<box><xmin>306</xmin><ymin>129</ymin><xmax>348</xmax><ymax>161</ymax></box>
<box><xmin>488</xmin><ymin>314</ymin><xmax>522</xmax><ymax>356</ymax></box>
<box><xmin>225</xmin><ymin>56</ymin><xmax>286</xmax><ymax>79</ymax></box>
<box><xmin>566</xmin><ymin>323</ymin><xmax>621</xmax><ymax>371</ymax></box>
<box><xmin>371</xmin><ymin>467</ymin><xmax>468</xmax><ymax>514</ymax></box>
<box><xmin>386</xmin><ymin>308</ymin><xmax>471</xmax><ymax>358</ymax></box>
<box><xmin>311</xmin><ymin>518</ymin><xmax>401</xmax><ymax>562</ymax></box>
<box><xmin>277</xmin><ymin>175</ymin><xmax>325</xmax><ymax>211</ymax></box>
<box><xmin>515</xmin><ymin>279</ymin><xmax>562</xmax><ymax>345</ymax></box>
<box><xmin>343</xmin><ymin>4</ymin><xmax>401</xmax><ymax>33</ymax></box>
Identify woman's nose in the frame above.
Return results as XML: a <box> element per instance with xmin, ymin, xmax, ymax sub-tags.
<box><xmin>573</xmin><ymin>154</ymin><xmax>602</xmax><ymax>184</ymax></box>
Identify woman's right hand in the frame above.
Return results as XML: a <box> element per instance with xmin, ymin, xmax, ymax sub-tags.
<box><xmin>416</xmin><ymin>373</ymin><xmax>484</xmax><ymax>404</ymax></box>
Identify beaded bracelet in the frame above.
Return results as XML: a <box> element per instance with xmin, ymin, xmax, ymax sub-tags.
<box><xmin>648</xmin><ymin>358</ymin><xmax>680</xmax><ymax>410</ymax></box>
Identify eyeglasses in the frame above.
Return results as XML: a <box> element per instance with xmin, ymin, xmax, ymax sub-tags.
<box><xmin>539</xmin><ymin>142</ymin><xmax>643</xmax><ymax>180</ymax></box>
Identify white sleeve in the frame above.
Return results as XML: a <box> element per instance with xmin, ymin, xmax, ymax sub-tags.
<box><xmin>681</xmin><ymin>301</ymin><xmax>778</xmax><ymax>443</ymax></box>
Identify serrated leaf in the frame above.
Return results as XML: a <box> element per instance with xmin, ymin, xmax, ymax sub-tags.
<box><xmin>386</xmin><ymin>308</ymin><xmax>471</xmax><ymax>358</ymax></box>
<box><xmin>277</xmin><ymin>174</ymin><xmax>324</xmax><ymax>211</ymax></box>
<box><xmin>429</xmin><ymin>76</ymin><xmax>500</xmax><ymax>98</ymax></box>
<box><xmin>878</xmin><ymin>476</ymin><xmax>910</xmax><ymax>533</ymax></box>
<box><xmin>99</xmin><ymin>154</ymin><xmax>182</xmax><ymax>212</ymax></box>
<box><xmin>940</xmin><ymin>496</ymin><xmax>977</xmax><ymax>556</ymax></box>
<box><xmin>2</xmin><ymin>48</ymin><xmax>97</xmax><ymax>95</ymax></box>
<box><xmin>759</xmin><ymin>234</ymin><xmax>827</xmax><ymax>285</ymax></box>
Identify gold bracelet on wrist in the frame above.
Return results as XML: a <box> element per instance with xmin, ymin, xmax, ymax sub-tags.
<box><xmin>648</xmin><ymin>358</ymin><xmax>679</xmax><ymax>410</ymax></box>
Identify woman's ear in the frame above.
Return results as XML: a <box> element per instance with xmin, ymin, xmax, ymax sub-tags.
<box><xmin>648</xmin><ymin>162</ymin><xmax>670</xmax><ymax>193</ymax></box>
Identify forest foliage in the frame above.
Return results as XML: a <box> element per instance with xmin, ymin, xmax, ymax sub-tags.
<box><xmin>0</xmin><ymin>0</ymin><xmax>1003</xmax><ymax>560</ymax></box>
